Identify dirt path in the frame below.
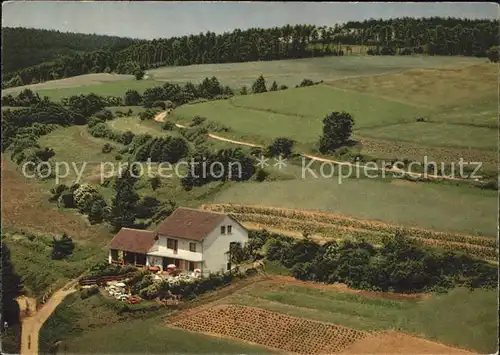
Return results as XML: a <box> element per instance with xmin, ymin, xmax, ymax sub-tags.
<box><xmin>152</xmin><ymin>110</ymin><xmax>472</xmax><ymax>182</ymax></box>
<box><xmin>153</xmin><ymin>111</ymin><xmax>186</xmax><ymax>128</ymax></box>
<box><xmin>207</xmin><ymin>133</ymin><xmax>263</xmax><ymax>148</ymax></box>
<box><xmin>18</xmin><ymin>280</ymin><xmax>78</xmax><ymax>355</ymax></box>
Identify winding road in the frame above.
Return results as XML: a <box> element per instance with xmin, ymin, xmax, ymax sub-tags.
<box><xmin>17</xmin><ymin>280</ymin><xmax>78</xmax><ymax>355</ymax></box>
<box><xmin>153</xmin><ymin>111</ymin><xmax>471</xmax><ymax>182</ymax></box>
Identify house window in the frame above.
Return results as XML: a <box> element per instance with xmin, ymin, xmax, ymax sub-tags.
<box><xmin>167</xmin><ymin>238</ymin><xmax>177</xmax><ymax>250</ymax></box>
<box><xmin>189</xmin><ymin>242</ymin><xmax>196</xmax><ymax>252</ymax></box>
<box><xmin>189</xmin><ymin>262</ymin><xmax>197</xmax><ymax>271</ymax></box>
<box><xmin>227</xmin><ymin>225</ymin><xmax>232</xmax><ymax>234</ymax></box>
<box><xmin>220</xmin><ymin>226</ymin><xmax>226</xmax><ymax>235</ymax></box>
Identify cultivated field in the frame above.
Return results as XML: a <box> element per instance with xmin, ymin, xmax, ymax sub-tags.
<box><xmin>174</xmin><ymin>84</ymin><xmax>421</xmax><ymax>146</ymax></box>
<box><xmin>3</xmin><ymin>56</ymin><xmax>484</xmax><ymax>101</ymax></box>
<box><xmin>222</xmin><ymin>281</ymin><xmax>497</xmax><ymax>353</ymax></box>
<box><xmin>37</xmin><ymin>274</ymin><xmax>496</xmax><ymax>354</ymax></box>
<box><xmin>3</xmin><ymin>76</ymin><xmax>163</xmax><ymax>101</ymax></box>
<box><xmin>330</xmin><ymin>63</ymin><xmax>496</xmax><ymax>110</ymax></box>
<box><xmin>148</xmin><ymin>55</ymin><xmax>483</xmax><ymax>88</ymax></box>
<box><xmin>171</xmin><ymin>61</ymin><xmax>496</xmax><ymax>169</ymax></box>
<box><xmin>203</xmin><ymin>203</ymin><xmax>497</xmax><ymax>260</ymax></box>
<box><xmin>39</xmin><ymin>292</ymin><xmax>275</xmax><ymax>355</ymax></box>
<box><xmin>161</xmin><ymin>279</ymin><xmax>495</xmax><ymax>354</ymax></box>
<box><xmin>170</xmin><ymin>304</ymin><xmax>369</xmax><ymax>354</ymax></box>
<box><xmin>209</xmin><ymin>177</ymin><xmax>497</xmax><ymax>237</ymax></box>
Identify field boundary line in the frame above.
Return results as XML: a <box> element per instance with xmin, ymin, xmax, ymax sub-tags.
<box><xmin>200</xmin><ymin>203</ymin><xmax>494</xmax><ymax>240</ymax></box>
<box><xmin>153</xmin><ymin>110</ymin><xmax>481</xmax><ymax>182</ymax></box>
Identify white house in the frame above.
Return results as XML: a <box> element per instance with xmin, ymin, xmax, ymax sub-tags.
<box><xmin>108</xmin><ymin>207</ymin><xmax>248</xmax><ymax>275</ymax></box>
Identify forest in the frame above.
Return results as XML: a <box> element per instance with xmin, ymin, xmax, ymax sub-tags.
<box><xmin>3</xmin><ymin>17</ymin><xmax>499</xmax><ymax>88</ymax></box>
<box><xmin>2</xmin><ymin>27</ymin><xmax>140</xmax><ymax>75</ymax></box>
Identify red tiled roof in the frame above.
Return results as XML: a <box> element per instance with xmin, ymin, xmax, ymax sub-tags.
<box><xmin>109</xmin><ymin>228</ymin><xmax>157</xmax><ymax>254</ymax></box>
<box><xmin>156</xmin><ymin>207</ymin><xmax>226</xmax><ymax>241</ymax></box>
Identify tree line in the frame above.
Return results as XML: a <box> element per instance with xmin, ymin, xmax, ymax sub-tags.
<box><xmin>4</xmin><ymin>17</ymin><xmax>498</xmax><ymax>87</ymax></box>
<box><xmin>249</xmin><ymin>230</ymin><xmax>497</xmax><ymax>293</ymax></box>
<box><xmin>2</xmin><ymin>74</ymin><xmax>309</xmax><ymax>110</ymax></box>
<box><xmin>2</xmin><ymin>27</ymin><xmax>140</xmax><ymax>75</ymax></box>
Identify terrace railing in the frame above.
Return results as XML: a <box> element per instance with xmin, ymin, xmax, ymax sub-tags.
<box><xmin>79</xmin><ymin>272</ymin><xmax>137</xmax><ymax>286</ymax></box>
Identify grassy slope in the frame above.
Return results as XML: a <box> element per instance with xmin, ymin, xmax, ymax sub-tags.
<box><xmin>1</xmin><ymin>156</ymin><xmax>111</xmax><ymax>243</ymax></box>
<box><xmin>173</xmin><ymin>62</ymin><xmax>496</xmax><ymax>163</ymax></box>
<box><xmin>39</xmin><ymin>293</ymin><xmax>275</xmax><ymax>354</ymax></box>
<box><xmin>329</xmin><ymin>63</ymin><xmax>496</xmax><ymax>112</ymax></box>
<box><xmin>3</xmin><ymin>77</ymin><xmax>163</xmax><ymax>101</ymax></box>
<box><xmin>63</xmin><ymin>321</ymin><xmax>276</xmax><ymax>354</ymax></box>
<box><xmin>228</xmin><ymin>283</ymin><xmax>497</xmax><ymax>353</ymax></box>
<box><xmin>3</xmin><ymin>56</ymin><xmax>482</xmax><ymax>100</ymax></box>
<box><xmin>2</xmin><ymin>232</ymin><xmax>105</xmax><ymax>300</ymax></box>
<box><xmin>148</xmin><ymin>55</ymin><xmax>483</xmax><ymax>88</ymax></box>
<box><xmin>42</xmin><ymin>282</ymin><xmax>497</xmax><ymax>354</ymax></box>
<box><xmin>212</xmin><ymin>178</ymin><xmax>497</xmax><ymax>236</ymax></box>
<box><xmin>357</xmin><ymin>122</ymin><xmax>497</xmax><ymax>150</ymax></box>
<box><xmin>108</xmin><ymin>116</ymin><xmax>181</xmax><ymax>137</ymax></box>
<box><xmin>174</xmin><ymin>85</ymin><xmax>421</xmax><ymax>146</ymax></box>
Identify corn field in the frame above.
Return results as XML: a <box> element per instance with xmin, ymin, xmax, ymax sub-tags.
<box><xmin>202</xmin><ymin>204</ymin><xmax>498</xmax><ymax>261</ymax></box>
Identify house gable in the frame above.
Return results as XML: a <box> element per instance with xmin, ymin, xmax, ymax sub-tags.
<box><xmin>156</xmin><ymin>207</ymin><xmax>226</xmax><ymax>241</ymax></box>
<box><xmin>109</xmin><ymin>228</ymin><xmax>157</xmax><ymax>254</ymax></box>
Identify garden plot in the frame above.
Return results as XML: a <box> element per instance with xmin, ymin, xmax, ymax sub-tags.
<box><xmin>169</xmin><ymin>304</ymin><xmax>369</xmax><ymax>354</ymax></box>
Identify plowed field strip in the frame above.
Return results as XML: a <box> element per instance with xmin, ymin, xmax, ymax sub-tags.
<box><xmin>170</xmin><ymin>304</ymin><xmax>369</xmax><ymax>354</ymax></box>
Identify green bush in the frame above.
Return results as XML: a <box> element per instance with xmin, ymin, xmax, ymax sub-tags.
<box><xmin>84</xmin><ymin>262</ymin><xmax>137</xmax><ymax>280</ymax></box>
<box><xmin>255</xmin><ymin>169</ymin><xmax>269</xmax><ymax>182</ymax></box>
<box><xmin>191</xmin><ymin>115</ymin><xmax>207</xmax><ymax>126</ymax></box>
<box><xmin>102</xmin><ymin>143</ymin><xmax>113</xmax><ymax>153</ymax></box>
<box><xmin>265</xmin><ymin>231</ymin><xmax>497</xmax><ymax>292</ymax></box>
<box><xmin>80</xmin><ymin>285</ymin><xmax>99</xmax><ymax>299</ymax></box>
<box><xmin>162</xmin><ymin>121</ymin><xmax>175</xmax><ymax>131</ymax></box>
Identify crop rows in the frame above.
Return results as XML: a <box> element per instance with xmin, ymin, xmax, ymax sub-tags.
<box><xmin>202</xmin><ymin>204</ymin><xmax>498</xmax><ymax>261</ymax></box>
<box><xmin>232</xmin><ymin>212</ymin><xmax>387</xmax><ymax>243</ymax></box>
<box><xmin>203</xmin><ymin>204</ymin><xmax>496</xmax><ymax>247</ymax></box>
<box><xmin>236</xmin><ymin>213</ymin><xmax>497</xmax><ymax>260</ymax></box>
<box><xmin>170</xmin><ymin>304</ymin><xmax>368</xmax><ymax>354</ymax></box>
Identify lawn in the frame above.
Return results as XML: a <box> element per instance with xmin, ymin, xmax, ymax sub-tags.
<box><xmin>3</xmin><ymin>73</ymin><xmax>133</xmax><ymax>92</ymax></box>
<box><xmin>61</xmin><ymin>320</ymin><xmax>276</xmax><ymax>354</ymax></box>
<box><xmin>39</xmin><ymin>292</ymin><xmax>275</xmax><ymax>354</ymax></box>
<box><xmin>4</xmin><ymin>56</ymin><xmax>483</xmax><ymax>101</ymax></box>
<box><xmin>211</xmin><ymin>177</ymin><xmax>497</xmax><ymax>236</ymax></box>
<box><xmin>171</xmin><ymin>62</ymin><xmax>496</xmax><ymax>161</ymax></box>
<box><xmin>108</xmin><ymin>116</ymin><xmax>178</xmax><ymax>137</ymax></box>
<box><xmin>148</xmin><ymin>55</ymin><xmax>483</xmax><ymax>88</ymax></box>
<box><xmin>3</xmin><ymin>78</ymin><xmax>163</xmax><ymax>101</ymax></box>
<box><xmin>174</xmin><ymin>85</ymin><xmax>421</xmax><ymax>146</ymax></box>
<box><xmin>228</xmin><ymin>282</ymin><xmax>498</xmax><ymax>353</ymax></box>
<box><xmin>229</xmin><ymin>84</ymin><xmax>423</xmax><ymax>128</ymax></box>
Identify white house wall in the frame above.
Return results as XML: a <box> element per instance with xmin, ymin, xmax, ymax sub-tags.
<box><xmin>149</xmin><ymin>236</ymin><xmax>202</xmax><ymax>259</ymax></box>
<box><xmin>202</xmin><ymin>216</ymin><xmax>248</xmax><ymax>275</ymax></box>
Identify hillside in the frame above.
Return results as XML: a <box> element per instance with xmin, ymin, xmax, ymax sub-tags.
<box><xmin>3</xmin><ymin>17</ymin><xmax>498</xmax><ymax>88</ymax></box>
<box><xmin>2</xmin><ymin>10</ymin><xmax>499</xmax><ymax>355</ymax></box>
<box><xmin>2</xmin><ymin>27</ymin><xmax>140</xmax><ymax>75</ymax></box>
